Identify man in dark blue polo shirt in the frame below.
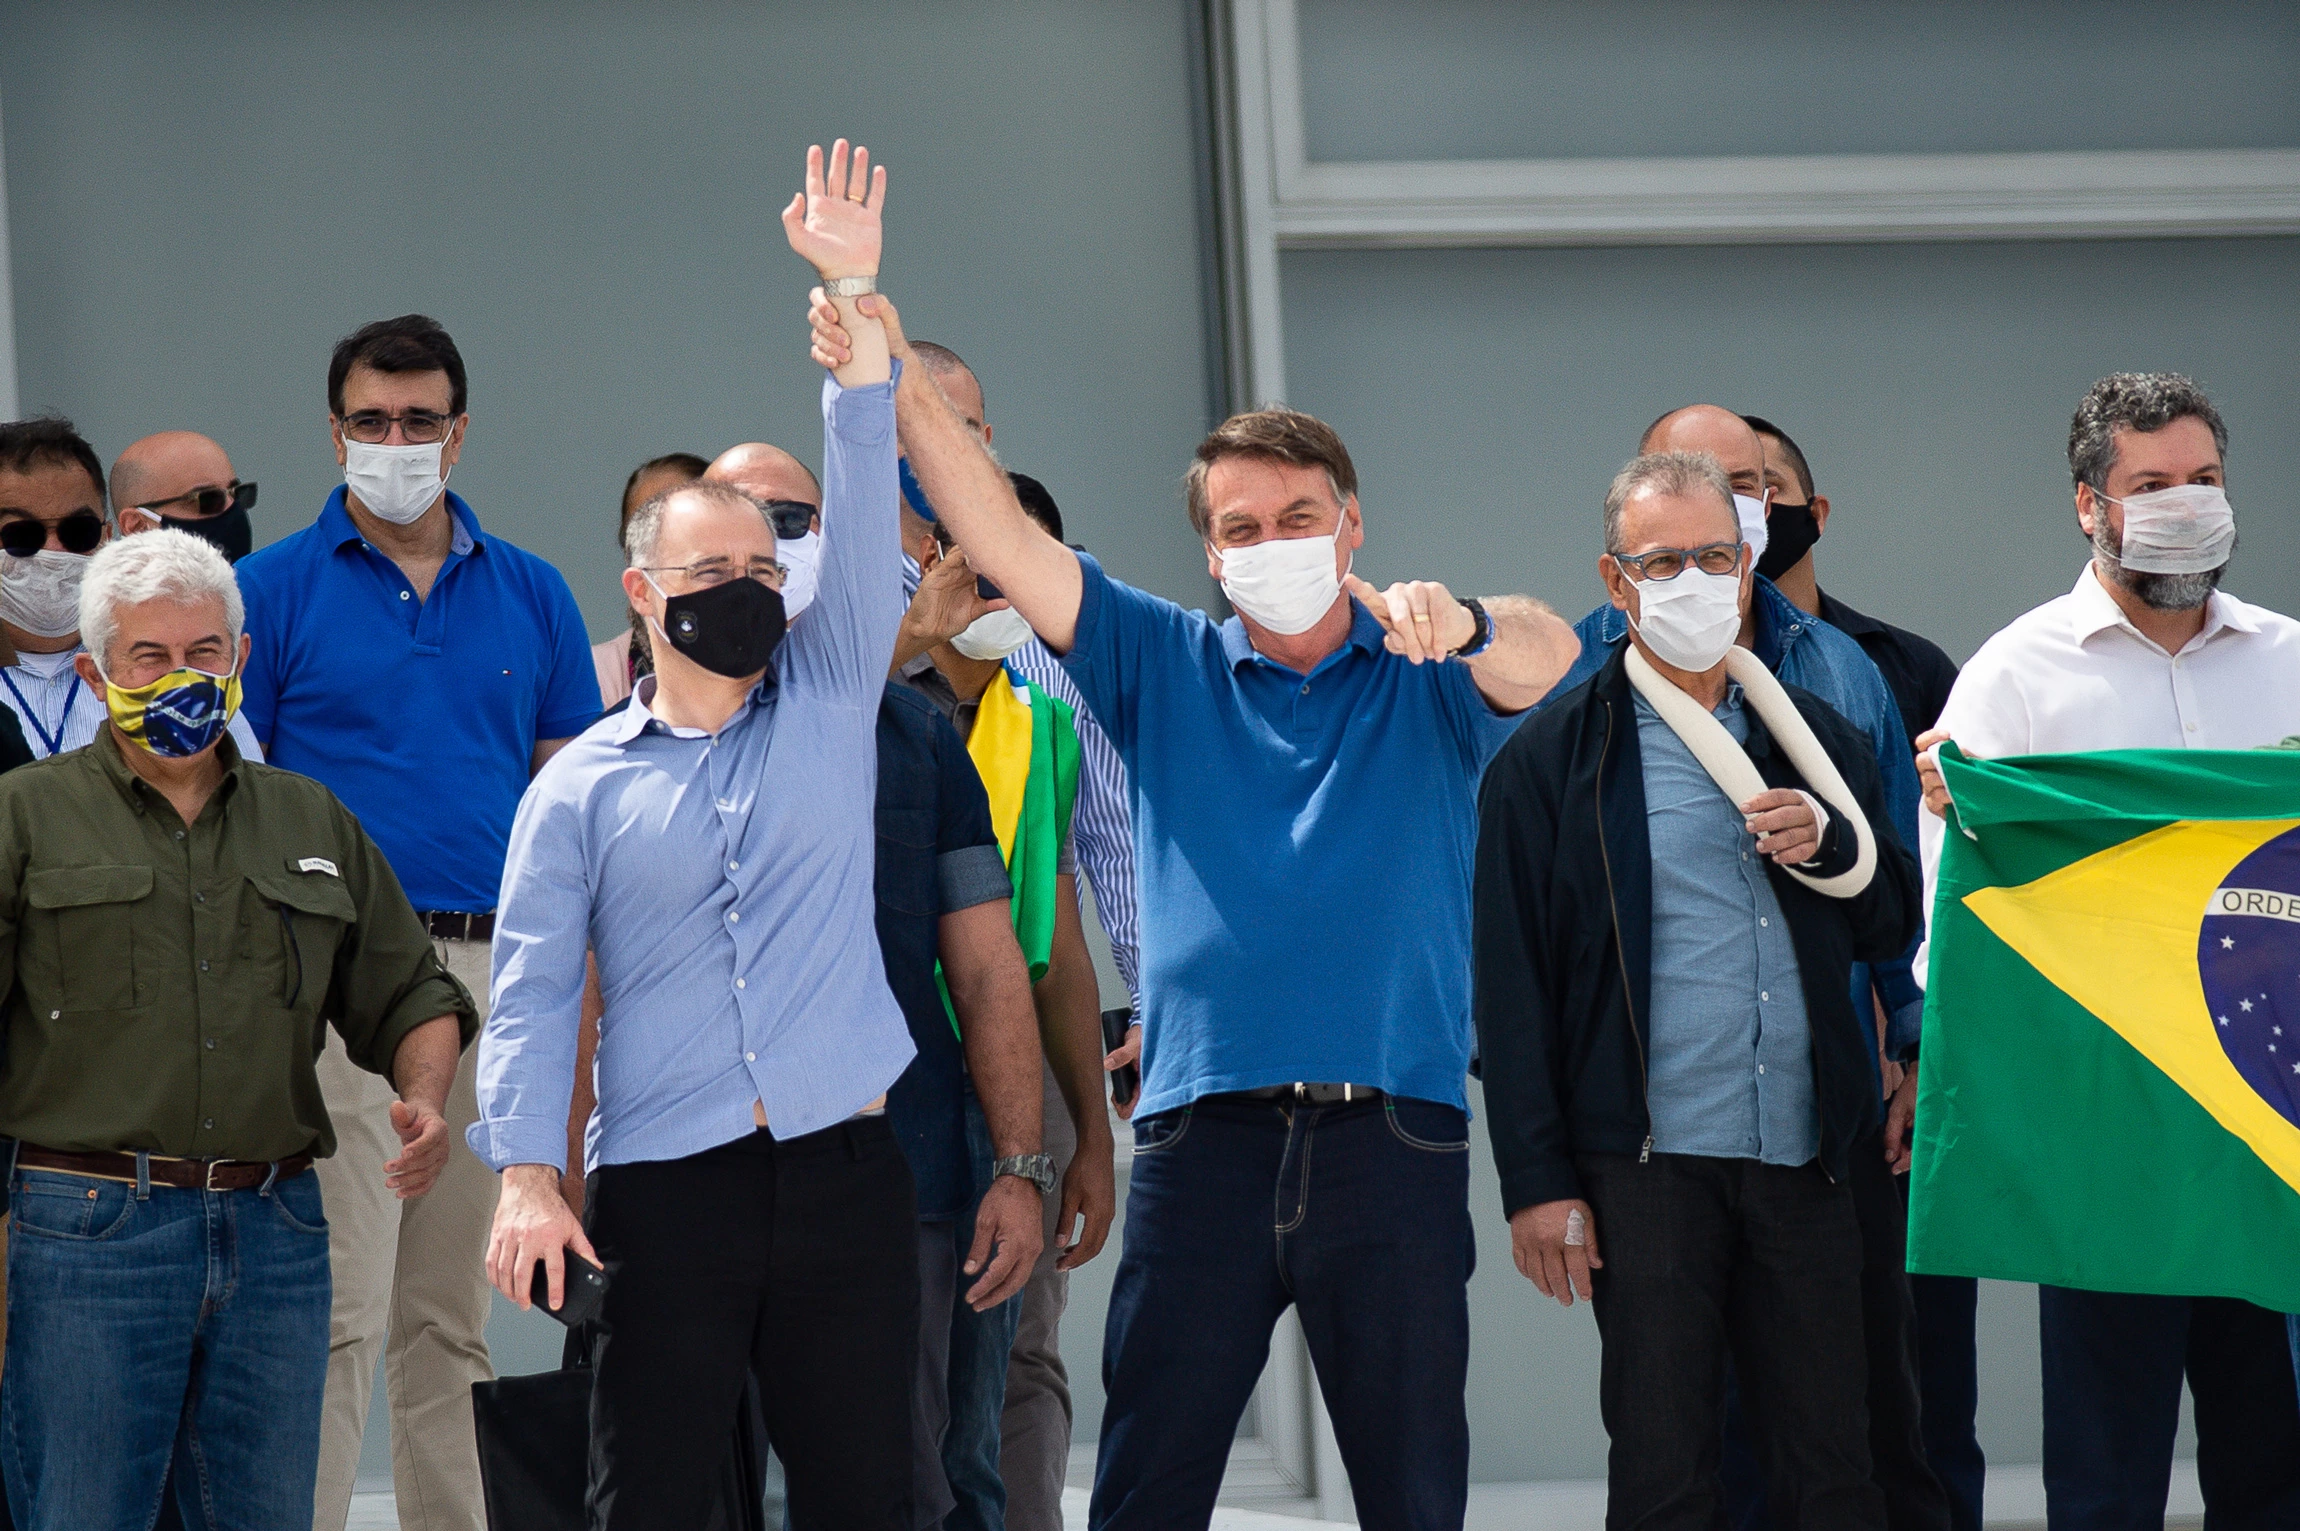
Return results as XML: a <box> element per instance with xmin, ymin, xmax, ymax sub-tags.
<box><xmin>235</xmin><ymin>313</ymin><xmax>600</xmax><ymax>1531</ymax></box>
<box><xmin>808</xmin><ymin>290</ymin><xmax>1582</xmax><ymax>1526</ymax></box>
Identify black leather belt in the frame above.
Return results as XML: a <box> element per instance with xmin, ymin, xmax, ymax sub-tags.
<box><xmin>1219</xmin><ymin>1083</ymin><xmax>1385</xmax><ymax>1107</ymax></box>
<box><xmin>421</xmin><ymin>911</ymin><xmax>495</xmax><ymax>942</ymax></box>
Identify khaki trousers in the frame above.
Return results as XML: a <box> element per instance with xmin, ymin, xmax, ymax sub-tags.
<box><xmin>999</xmin><ymin>1062</ymin><xmax>1080</xmax><ymax>1531</ymax></box>
<box><xmin>312</xmin><ymin>937</ymin><xmax>497</xmax><ymax>1531</ymax></box>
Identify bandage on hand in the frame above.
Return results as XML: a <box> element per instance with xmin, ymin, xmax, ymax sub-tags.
<box><xmin>1564</xmin><ymin>1207</ymin><xmax>1587</xmax><ymax>1247</ymax></box>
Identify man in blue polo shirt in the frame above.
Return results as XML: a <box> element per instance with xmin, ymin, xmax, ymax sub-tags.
<box><xmin>236</xmin><ymin>313</ymin><xmax>600</xmax><ymax>1531</ymax></box>
<box><xmin>808</xmin><ymin>289</ymin><xmax>1581</xmax><ymax>1525</ymax></box>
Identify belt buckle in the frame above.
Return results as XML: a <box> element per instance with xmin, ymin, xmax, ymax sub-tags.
<box><xmin>203</xmin><ymin>1159</ymin><xmax>229</xmax><ymax>1192</ymax></box>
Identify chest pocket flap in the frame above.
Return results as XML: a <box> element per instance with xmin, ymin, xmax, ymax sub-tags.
<box><xmin>27</xmin><ymin>865</ymin><xmax>155</xmax><ymax>910</ymax></box>
<box><xmin>253</xmin><ymin>871</ymin><xmax>359</xmax><ymax>924</ymax></box>
<box><xmin>27</xmin><ymin>865</ymin><xmax>155</xmax><ymax>1012</ymax></box>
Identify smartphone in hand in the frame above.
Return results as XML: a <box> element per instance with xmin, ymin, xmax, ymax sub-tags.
<box><xmin>529</xmin><ymin>1250</ymin><xmax>610</xmax><ymax>1328</ymax></box>
<box><xmin>1101</xmin><ymin>1007</ymin><xmax>1139</xmax><ymax>1112</ymax></box>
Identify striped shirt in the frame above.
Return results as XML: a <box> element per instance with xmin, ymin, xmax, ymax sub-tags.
<box><xmin>1008</xmin><ymin>637</ymin><xmax>1139</xmax><ymax>1007</ymax></box>
<box><xmin>0</xmin><ymin>646</ymin><xmax>265</xmax><ymax>763</ymax></box>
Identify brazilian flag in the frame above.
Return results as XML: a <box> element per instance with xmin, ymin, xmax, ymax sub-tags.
<box><xmin>934</xmin><ymin>670</ymin><xmax>1081</xmax><ymax>1037</ymax></box>
<box><xmin>1908</xmin><ymin>745</ymin><xmax>2300</xmax><ymax>1309</ymax></box>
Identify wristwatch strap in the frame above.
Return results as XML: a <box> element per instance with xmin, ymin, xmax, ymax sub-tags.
<box><xmin>992</xmin><ymin>1153</ymin><xmax>1058</xmax><ymax>1196</ymax></box>
<box><xmin>1451</xmin><ymin>596</ymin><xmax>1495</xmax><ymax>660</ymax></box>
<box><xmin>821</xmin><ymin>274</ymin><xmax>878</xmax><ymax>299</ymax></box>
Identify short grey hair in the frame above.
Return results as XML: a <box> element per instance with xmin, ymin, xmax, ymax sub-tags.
<box><xmin>1603</xmin><ymin>450</ymin><xmax>1735</xmax><ymax>553</ymax></box>
<box><xmin>79</xmin><ymin>527</ymin><xmax>244</xmax><ymax>676</ymax></box>
<box><xmin>622</xmin><ymin>480</ymin><xmax>772</xmax><ymax>567</ymax></box>
<box><xmin>2068</xmin><ymin>372</ymin><xmax>2227</xmax><ymax>493</ymax></box>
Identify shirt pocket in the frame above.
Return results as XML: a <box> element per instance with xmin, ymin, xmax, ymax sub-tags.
<box><xmin>245</xmin><ymin>869</ymin><xmax>360</xmax><ymax>1012</ymax></box>
<box><xmin>875</xmin><ymin>806</ymin><xmax>939</xmax><ymax>918</ymax></box>
<box><xmin>25</xmin><ymin>864</ymin><xmax>155</xmax><ymax>1013</ymax></box>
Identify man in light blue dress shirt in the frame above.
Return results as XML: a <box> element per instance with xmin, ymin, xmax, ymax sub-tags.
<box><xmin>469</xmin><ymin>142</ymin><xmax>969</xmax><ymax>1527</ymax></box>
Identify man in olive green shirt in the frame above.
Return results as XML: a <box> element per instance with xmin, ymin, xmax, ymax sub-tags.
<box><xmin>0</xmin><ymin>529</ymin><xmax>473</xmax><ymax>1531</ymax></box>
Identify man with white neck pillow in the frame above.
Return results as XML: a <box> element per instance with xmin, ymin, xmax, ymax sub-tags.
<box><xmin>1474</xmin><ymin>449</ymin><xmax>1919</xmax><ymax>1529</ymax></box>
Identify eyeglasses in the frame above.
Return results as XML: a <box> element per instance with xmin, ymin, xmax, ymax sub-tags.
<box><xmin>136</xmin><ymin>481</ymin><xmax>257</xmax><ymax>520</ymax></box>
<box><xmin>639</xmin><ymin>556</ymin><xmax>787</xmax><ymax>591</ymax></box>
<box><xmin>760</xmin><ymin>500</ymin><xmax>818</xmax><ymax>540</ymax></box>
<box><xmin>338</xmin><ymin>410</ymin><xmax>456</xmax><ymax>445</ymax></box>
<box><xmin>1613</xmin><ymin>542</ymin><xmax>1743</xmax><ymax>582</ymax></box>
<box><xmin>1</xmin><ymin>511</ymin><xmax>107</xmax><ymax>558</ymax></box>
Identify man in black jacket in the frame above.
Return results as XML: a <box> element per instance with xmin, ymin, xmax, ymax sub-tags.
<box><xmin>1474</xmin><ymin>451</ymin><xmax>1921</xmax><ymax>1530</ymax></box>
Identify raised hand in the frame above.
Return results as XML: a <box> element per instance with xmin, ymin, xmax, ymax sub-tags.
<box><xmin>781</xmin><ymin>138</ymin><xmax>885</xmax><ymax>279</ymax></box>
<box><xmin>906</xmin><ymin>544</ymin><xmax>1008</xmax><ymax>649</ymax></box>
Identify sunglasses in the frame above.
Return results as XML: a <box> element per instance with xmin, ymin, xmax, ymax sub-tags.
<box><xmin>762</xmin><ymin>499</ymin><xmax>817</xmax><ymax>540</ymax></box>
<box><xmin>138</xmin><ymin>481</ymin><xmax>258</xmax><ymax>520</ymax></box>
<box><xmin>1</xmin><ymin>511</ymin><xmax>106</xmax><ymax>558</ymax></box>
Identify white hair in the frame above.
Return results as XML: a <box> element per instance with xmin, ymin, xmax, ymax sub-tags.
<box><xmin>79</xmin><ymin>528</ymin><xmax>244</xmax><ymax>677</ymax></box>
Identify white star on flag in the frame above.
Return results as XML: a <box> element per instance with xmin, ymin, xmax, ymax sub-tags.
<box><xmin>2221</xmin><ymin>936</ymin><xmax>2235</xmax><ymax>949</ymax></box>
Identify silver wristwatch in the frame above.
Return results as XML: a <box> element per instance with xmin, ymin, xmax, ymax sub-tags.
<box><xmin>993</xmin><ymin>1153</ymin><xmax>1058</xmax><ymax>1196</ymax></box>
<box><xmin>821</xmin><ymin>274</ymin><xmax>877</xmax><ymax>299</ymax></box>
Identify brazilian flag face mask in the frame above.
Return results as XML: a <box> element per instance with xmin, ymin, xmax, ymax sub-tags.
<box><xmin>103</xmin><ymin>657</ymin><xmax>243</xmax><ymax>758</ymax></box>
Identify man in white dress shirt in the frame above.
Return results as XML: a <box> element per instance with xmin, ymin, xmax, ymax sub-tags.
<box><xmin>1916</xmin><ymin>372</ymin><xmax>2300</xmax><ymax>1531</ymax></box>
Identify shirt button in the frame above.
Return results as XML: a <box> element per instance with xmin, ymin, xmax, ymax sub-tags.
<box><xmin>203</xmin><ymin>1118</ymin><xmax>215</xmax><ymax>1130</ymax></box>
<box><xmin>1757</xmin><ymin>1065</ymin><xmax>1767</xmax><ymax>1076</ymax></box>
<box><xmin>195</xmin><ymin>891</ymin><xmax>206</xmax><ymax>904</ymax></box>
<box><xmin>728</xmin><ymin>911</ymin><xmax>740</xmax><ymax>924</ymax></box>
<box><xmin>2186</xmin><ymin>722</ymin><xmax>2198</xmax><ymax>733</ymax></box>
<box><xmin>1760</xmin><ymin>990</ymin><xmax>1770</xmax><ymax>1002</ymax></box>
<box><xmin>735</xmin><ymin>978</ymin><xmax>746</xmax><ymax>990</ymax></box>
<box><xmin>199</xmin><ymin>960</ymin><xmax>211</xmax><ymax>973</ymax></box>
<box><xmin>175</xmin><ymin>830</ymin><xmax>186</xmax><ymax>841</ymax></box>
<box><xmin>728</xmin><ymin>861</ymin><xmax>739</xmax><ymax>871</ymax></box>
<box><xmin>49</xmin><ymin>1010</ymin><xmax>59</xmax><ymax>1020</ymax></box>
<box><xmin>1759</xmin><ymin>917</ymin><xmax>1769</xmax><ymax>927</ymax></box>
<box><xmin>745</xmin><ymin>1052</ymin><xmax>756</xmax><ymax>1062</ymax></box>
<box><xmin>400</xmin><ymin>590</ymin><xmax>411</xmax><ymax>601</ymax></box>
<box><xmin>205</xmin><ymin>1039</ymin><xmax>216</xmax><ymax>1050</ymax></box>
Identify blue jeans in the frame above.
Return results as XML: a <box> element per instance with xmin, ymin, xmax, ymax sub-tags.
<box><xmin>942</xmin><ymin>1095</ymin><xmax>1020</xmax><ymax>1531</ymax></box>
<box><xmin>2038</xmin><ymin>1285</ymin><xmax>2300</xmax><ymax>1531</ymax></box>
<box><xmin>1092</xmin><ymin>1094</ymin><xmax>1473</xmax><ymax>1530</ymax></box>
<box><xmin>2</xmin><ymin>1163</ymin><xmax>331</xmax><ymax>1531</ymax></box>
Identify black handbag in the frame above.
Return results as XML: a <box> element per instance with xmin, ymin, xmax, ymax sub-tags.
<box><xmin>471</xmin><ymin>1326</ymin><xmax>771</xmax><ymax>1531</ymax></box>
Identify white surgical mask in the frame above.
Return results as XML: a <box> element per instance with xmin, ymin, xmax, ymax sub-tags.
<box><xmin>1732</xmin><ymin>491</ymin><xmax>1770</xmax><ymax>562</ymax></box>
<box><xmin>777</xmin><ymin>531</ymin><xmax>822</xmax><ymax>618</ymax></box>
<box><xmin>1</xmin><ymin>549</ymin><xmax>92</xmax><ymax>639</ymax></box>
<box><xmin>1216</xmin><ymin>531</ymin><xmax>1347</xmax><ymax>636</ymax></box>
<box><xmin>2105</xmin><ymin>483</ymin><xmax>2235</xmax><ymax>575</ymax></box>
<box><xmin>1627</xmin><ymin>566</ymin><xmax>1743</xmax><ymax>673</ymax></box>
<box><xmin>949</xmin><ymin>606</ymin><xmax>1035</xmax><ymax>661</ymax></box>
<box><xmin>343</xmin><ymin>439</ymin><xmax>450</xmax><ymax>525</ymax></box>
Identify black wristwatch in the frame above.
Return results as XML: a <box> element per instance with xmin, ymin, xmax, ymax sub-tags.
<box><xmin>1451</xmin><ymin>596</ymin><xmax>1494</xmax><ymax>660</ymax></box>
<box><xmin>993</xmin><ymin>1153</ymin><xmax>1058</xmax><ymax>1195</ymax></box>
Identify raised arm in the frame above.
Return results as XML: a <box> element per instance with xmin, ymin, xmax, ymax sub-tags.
<box><xmin>780</xmin><ymin>140</ymin><xmax>901</xmax><ymax>694</ymax></box>
<box><xmin>809</xmin><ymin>292</ymin><xmax>1084</xmax><ymax>651</ymax></box>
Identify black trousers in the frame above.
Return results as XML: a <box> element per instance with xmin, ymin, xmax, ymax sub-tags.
<box><xmin>1720</xmin><ymin>1129</ymin><xmax>1949</xmax><ymax>1531</ymax></box>
<box><xmin>583</xmin><ymin>1120</ymin><xmax>920</xmax><ymax>1531</ymax></box>
<box><xmin>1583</xmin><ymin>1152</ymin><xmax>1885</xmax><ymax>1531</ymax></box>
<box><xmin>2039</xmin><ymin>1285</ymin><xmax>2300</xmax><ymax>1531</ymax></box>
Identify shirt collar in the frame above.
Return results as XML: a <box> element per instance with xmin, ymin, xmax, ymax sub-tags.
<box><xmin>1219</xmin><ymin>596</ymin><xmax>1385</xmax><ymax>673</ymax></box>
<box><xmin>1814</xmin><ymin>588</ymin><xmax>1884</xmax><ymax>639</ymax></box>
<box><xmin>319</xmin><ymin>486</ymin><xmax>483</xmax><ymax>557</ymax></box>
<box><xmin>612</xmin><ymin>672</ymin><xmax>771</xmax><ymax>743</ymax></box>
<box><xmin>92</xmin><ymin>722</ymin><xmax>248</xmax><ymax>814</ymax></box>
<box><xmin>2068</xmin><ymin>560</ymin><xmax>2258</xmax><ymax>652</ymax></box>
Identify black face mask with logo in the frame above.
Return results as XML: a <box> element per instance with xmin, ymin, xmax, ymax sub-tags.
<box><xmin>1756</xmin><ymin>499</ymin><xmax>1822</xmax><ymax>582</ymax></box>
<box><xmin>654</xmin><ymin>576</ymin><xmax>787</xmax><ymax>678</ymax></box>
<box><xmin>157</xmin><ymin>503</ymin><xmax>255</xmax><ymax>564</ymax></box>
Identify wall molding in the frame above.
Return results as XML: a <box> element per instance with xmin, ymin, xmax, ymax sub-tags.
<box><xmin>1220</xmin><ymin>0</ymin><xmax>2300</xmax><ymax>403</ymax></box>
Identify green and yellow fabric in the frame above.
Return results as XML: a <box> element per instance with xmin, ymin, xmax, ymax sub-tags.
<box><xmin>1908</xmin><ymin>744</ymin><xmax>2300</xmax><ymax>1310</ymax></box>
<box><xmin>937</xmin><ymin>669</ymin><xmax>1081</xmax><ymax>1035</ymax></box>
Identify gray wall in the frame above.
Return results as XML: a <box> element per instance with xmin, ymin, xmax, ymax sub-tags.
<box><xmin>0</xmin><ymin>0</ymin><xmax>1220</xmax><ymax>631</ymax></box>
<box><xmin>1280</xmin><ymin>236</ymin><xmax>2300</xmax><ymax>666</ymax></box>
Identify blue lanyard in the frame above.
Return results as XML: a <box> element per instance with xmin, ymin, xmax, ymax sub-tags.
<box><xmin>2</xmin><ymin>668</ymin><xmax>80</xmax><ymax>758</ymax></box>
